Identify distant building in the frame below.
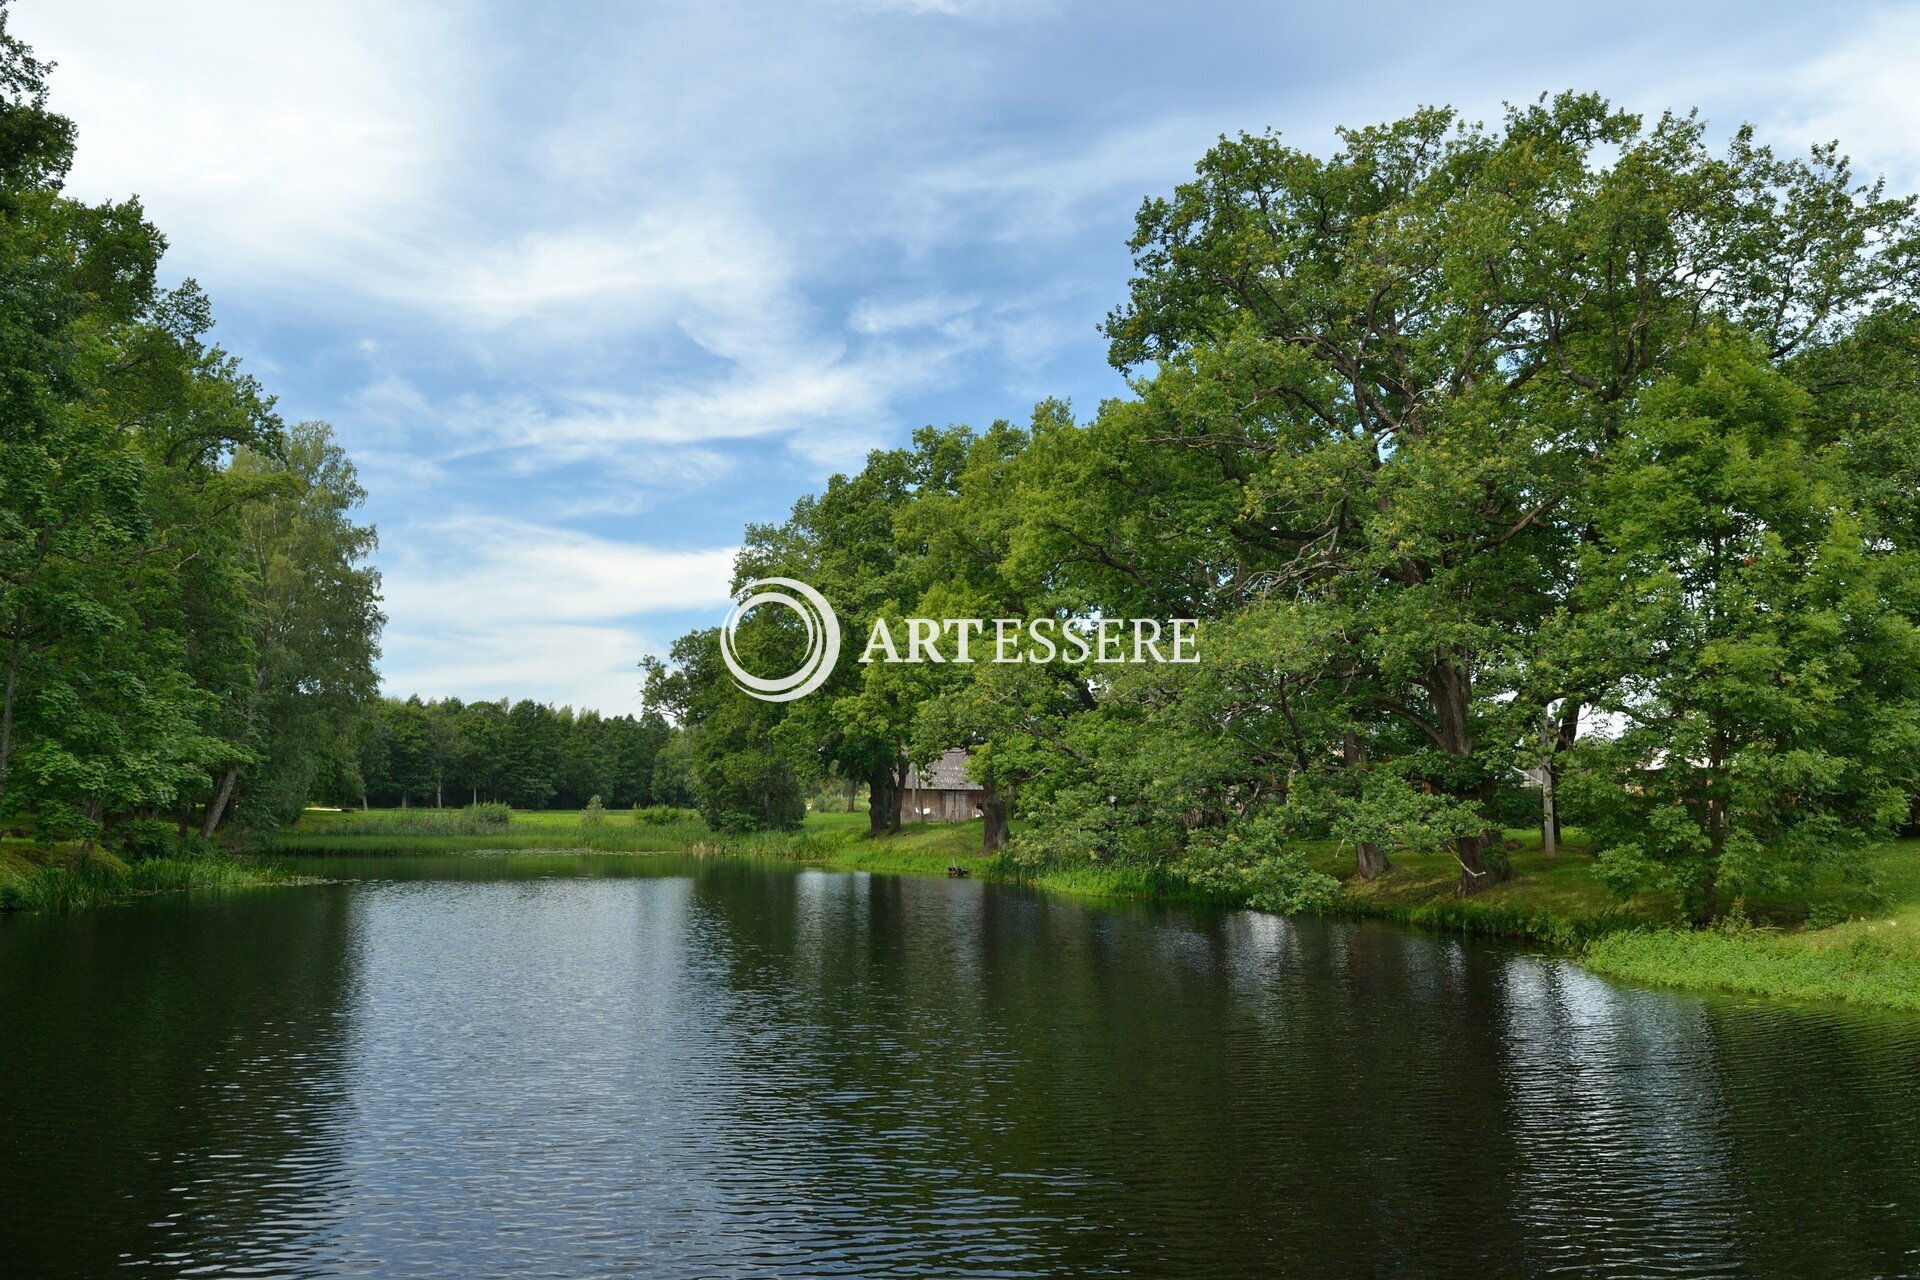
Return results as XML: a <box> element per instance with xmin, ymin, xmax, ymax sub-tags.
<box><xmin>902</xmin><ymin>748</ymin><xmax>984</xmax><ymax>823</ymax></box>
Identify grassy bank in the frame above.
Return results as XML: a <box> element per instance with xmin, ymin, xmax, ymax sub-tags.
<box><xmin>268</xmin><ymin>807</ymin><xmax>1920</xmax><ymax>1011</ymax></box>
<box><xmin>261</xmin><ymin>807</ymin><xmax>866</xmax><ymax>856</ymax></box>
<box><xmin>0</xmin><ymin>840</ymin><xmax>308</xmax><ymax>913</ymax></box>
<box><xmin>1581</xmin><ymin>849</ymin><xmax>1920</xmax><ymax>1011</ymax></box>
<box><xmin>265</xmin><ymin>808</ymin><xmax>1178</xmax><ymax>897</ymax></box>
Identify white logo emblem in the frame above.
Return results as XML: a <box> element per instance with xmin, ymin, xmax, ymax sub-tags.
<box><xmin>719</xmin><ymin>577</ymin><xmax>842</xmax><ymax>702</ymax></box>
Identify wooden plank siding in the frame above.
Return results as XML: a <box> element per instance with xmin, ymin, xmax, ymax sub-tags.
<box><xmin>901</xmin><ymin>747</ymin><xmax>984</xmax><ymax>824</ymax></box>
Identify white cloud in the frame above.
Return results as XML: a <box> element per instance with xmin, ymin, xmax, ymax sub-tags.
<box><xmin>374</xmin><ymin>518</ymin><xmax>738</xmax><ymax>711</ymax></box>
<box><xmin>346</xmin><ymin>335</ymin><xmax>966</xmax><ymax>476</ymax></box>
<box><xmin>848</xmin><ymin>292</ymin><xmax>979</xmax><ymax>335</ymax></box>
<box><xmin>414</xmin><ymin>214</ymin><xmax>791</xmax><ymax>332</ymax></box>
<box><xmin>17</xmin><ymin>0</ymin><xmax>462</xmax><ymax>280</ymax></box>
<box><xmin>893</xmin><ymin>114</ymin><xmax>1224</xmax><ymax>243</ymax></box>
<box><xmin>841</xmin><ymin>0</ymin><xmax>1057</xmax><ymax>18</ymax></box>
<box><xmin>380</xmin><ymin>621</ymin><xmax>661</xmax><ymax>716</ymax></box>
<box><xmin>1768</xmin><ymin>9</ymin><xmax>1920</xmax><ymax>190</ymax></box>
<box><xmin>380</xmin><ymin>517</ymin><xmax>735</xmax><ymax>626</ymax></box>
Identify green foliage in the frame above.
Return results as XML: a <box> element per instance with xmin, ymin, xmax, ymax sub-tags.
<box><xmin>634</xmin><ymin>804</ymin><xmax>695</xmax><ymax>826</ymax></box>
<box><xmin>580</xmin><ymin>795</ymin><xmax>606</xmax><ymax>827</ymax></box>
<box><xmin>0</xmin><ymin>848</ymin><xmax>301</xmax><ymax>913</ymax></box>
<box><xmin>467</xmin><ymin>801</ymin><xmax>513</xmax><ymax>827</ymax></box>
<box><xmin>644</xmin><ymin>627</ymin><xmax>808</xmax><ymax>833</ymax></box>
<box><xmin>354</xmin><ymin>696</ymin><xmax>677</xmax><ymax>812</ymax></box>
<box><xmin>1179</xmin><ymin>815</ymin><xmax>1341</xmax><ymax>913</ymax></box>
<box><xmin>109</xmin><ymin>818</ymin><xmax>200</xmax><ymax>862</ymax></box>
<box><xmin>1584</xmin><ymin>925</ymin><xmax>1920</xmax><ymax>1011</ymax></box>
<box><xmin>324</xmin><ymin>806</ymin><xmax>518</xmax><ymax>838</ymax></box>
<box><xmin>640</xmin><ymin>92</ymin><xmax>1920</xmax><ymax>917</ymax></box>
<box><xmin>1564</xmin><ymin>334</ymin><xmax>1920</xmax><ymax>919</ymax></box>
<box><xmin>0</xmin><ymin>11</ymin><xmax>381</xmax><ymax>845</ymax></box>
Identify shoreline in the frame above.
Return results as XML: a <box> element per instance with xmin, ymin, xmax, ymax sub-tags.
<box><xmin>262</xmin><ymin>810</ymin><xmax>1920</xmax><ymax>1013</ymax></box>
<box><xmin>0</xmin><ymin>842</ymin><xmax>311</xmax><ymax>913</ymax></box>
<box><xmin>16</xmin><ymin>812</ymin><xmax>1915</xmax><ymax>1012</ymax></box>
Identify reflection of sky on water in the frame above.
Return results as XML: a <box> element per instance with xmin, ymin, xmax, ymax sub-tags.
<box><xmin>4</xmin><ymin>860</ymin><xmax>1915</xmax><ymax>1278</ymax></box>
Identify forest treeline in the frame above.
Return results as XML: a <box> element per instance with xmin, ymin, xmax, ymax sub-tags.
<box><xmin>357</xmin><ymin>697</ymin><xmax>692</xmax><ymax>811</ymax></box>
<box><xmin>0</xmin><ymin>11</ymin><xmax>382</xmax><ymax>853</ymax></box>
<box><xmin>648</xmin><ymin>94</ymin><xmax>1920</xmax><ymax>921</ymax></box>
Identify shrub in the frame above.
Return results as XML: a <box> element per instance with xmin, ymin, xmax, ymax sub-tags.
<box><xmin>113</xmin><ymin>818</ymin><xmax>179</xmax><ymax>862</ymax></box>
<box><xmin>634</xmin><ymin>805</ymin><xmax>696</xmax><ymax>826</ymax></box>
<box><xmin>467</xmin><ymin>802</ymin><xmax>513</xmax><ymax>827</ymax></box>
<box><xmin>581</xmin><ymin>795</ymin><xmax>607</xmax><ymax>828</ymax></box>
<box><xmin>1180</xmin><ymin>814</ymin><xmax>1341</xmax><ymax>913</ymax></box>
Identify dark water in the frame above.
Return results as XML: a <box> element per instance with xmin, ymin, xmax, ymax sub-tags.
<box><xmin>2</xmin><ymin>855</ymin><xmax>1917</xmax><ymax>1278</ymax></box>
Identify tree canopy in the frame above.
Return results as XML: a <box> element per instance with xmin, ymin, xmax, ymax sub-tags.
<box><xmin>650</xmin><ymin>94</ymin><xmax>1920</xmax><ymax>916</ymax></box>
<box><xmin>0</xmin><ymin>5</ymin><xmax>384</xmax><ymax>852</ymax></box>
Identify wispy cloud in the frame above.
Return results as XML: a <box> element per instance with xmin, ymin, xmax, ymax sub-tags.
<box><xmin>848</xmin><ymin>292</ymin><xmax>980</xmax><ymax>335</ymax></box>
<box><xmin>380</xmin><ymin>517</ymin><xmax>736</xmax><ymax>624</ymax></box>
<box><xmin>375</xmin><ymin>518</ymin><xmax>737</xmax><ymax>710</ymax></box>
<box><xmin>1768</xmin><ymin>7</ymin><xmax>1920</xmax><ymax>189</ymax></box>
<box><xmin>22</xmin><ymin>0</ymin><xmax>463</xmax><ymax>280</ymax></box>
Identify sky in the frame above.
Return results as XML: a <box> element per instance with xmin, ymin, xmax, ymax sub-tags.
<box><xmin>14</xmin><ymin>0</ymin><xmax>1920</xmax><ymax>715</ymax></box>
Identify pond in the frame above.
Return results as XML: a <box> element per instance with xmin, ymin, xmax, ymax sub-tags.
<box><xmin>2</xmin><ymin>854</ymin><xmax>1916</xmax><ymax>1278</ymax></box>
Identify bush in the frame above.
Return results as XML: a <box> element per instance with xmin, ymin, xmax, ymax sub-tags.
<box><xmin>581</xmin><ymin>795</ymin><xmax>607</xmax><ymax>828</ymax></box>
<box><xmin>634</xmin><ymin>805</ymin><xmax>697</xmax><ymax>826</ymax></box>
<box><xmin>467</xmin><ymin>802</ymin><xmax>513</xmax><ymax>827</ymax></box>
<box><xmin>112</xmin><ymin>818</ymin><xmax>179</xmax><ymax>862</ymax></box>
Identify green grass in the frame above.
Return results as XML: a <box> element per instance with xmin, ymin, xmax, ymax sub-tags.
<box><xmin>265</xmin><ymin>807</ymin><xmax>1920</xmax><ymax>1011</ymax></box>
<box><xmin>263</xmin><ymin>806</ymin><xmax>736</xmax><ymax>854</ymax></box>
<box><xmin>1583</xmin><ymin>844</ymin><xmax>1920</xmax><ymax>1010</ymax></box>
<box><xmin>0</xmin><ymin>840</ymin><xmax>310</xmax><ymax>913</ymax></box>
<box><xmin>1300</xmin><ymin>836</ymin><xmax>1662</xmax><ymax>946</ymax></box>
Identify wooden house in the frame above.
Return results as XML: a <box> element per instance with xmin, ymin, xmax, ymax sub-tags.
<box><xmin>902</xmin><ymin>748</ymin><xmax>985</xmax><ymax>823</ymax></box>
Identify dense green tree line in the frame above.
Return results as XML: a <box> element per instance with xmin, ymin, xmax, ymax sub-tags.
<box><xmin>0</xmin><ymin>10</ymin><xmax>382</xmax><ymax>850</ymax></box>
<box><xmin>355</xmin><ymin>696</ymin><xmax>692</xmax><ymax>812</ymax></box>
<box><xmin>650</xmin><ymin>94</ymin><xmax>1920</xmax><ymax>919</ymax></box>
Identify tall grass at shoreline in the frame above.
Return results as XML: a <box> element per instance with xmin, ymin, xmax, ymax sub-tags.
<box><xmin>0</xmin><ymin>844</ymin><xmax>308</xmax><ymax>913</ymax></box>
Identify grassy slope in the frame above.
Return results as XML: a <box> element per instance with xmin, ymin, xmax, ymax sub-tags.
<box><xmin>267</xmin><ymin>807</ymin><xmax>1920</xmax><ymax>1010</ymax></box>
<box><xmin>0</xmin><ymin>840</ymin><xmax>306</xmax><ymax>912</ymax></box>
<box><xmin>1581</xmin><ymin>848</ymin><xmax>1920</xmax><ymax>1011</ymax></box>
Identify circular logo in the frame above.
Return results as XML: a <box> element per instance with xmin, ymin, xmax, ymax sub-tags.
<box><xmin>719</xmin><ymin>578</ymin><xmax>842</xmax><ymax>702</ymax></box>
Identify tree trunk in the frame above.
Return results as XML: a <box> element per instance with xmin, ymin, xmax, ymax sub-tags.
<box><xmin>1344</xmin><ymin>731</ymin><xmax>1389</xmax><ymax>879</ymax></box>
<box><xmin>981</xmin><ymin>776</ymin><xmax>1010</xmax><ymax>855</ymax></box>
<box><xmin>203</xmin><ymin>667</ymin><xmax>270</xmax><ymax>839</ymax></box>
<box><xmin>1427</xmin><ymin>652</ymin><xmax>1508</xmax><ymax>895</ymax></box>
<box><xmin>1354</xmin><ymin>838</ymin><xmax>1389</xmax><ymax>880</ymax></box>
<box><xmin>1551</xmin><ymin>700</ymin><xmax>1580</xmax><ymax>843</ymax></box>
<box><xmin>868</xmin><ymin>764</ymin><xmax>895</xmax><ymax>837</ymax></box>
<box><xmin>436</xmin><ymin>778</ymin><xmax>443</xmax><ymax>809</ymax></box>
<box><xmin>201</xmin><ymin>767</ymin><xmax>241</xmax><ymax>839</ymax></box>
<box><xmin>1453</xmin><ymin>831</ymin><xmax>1506</xmax><ymax>894</ymax></box>
<box><xmin>890</xmin><ymin>758</ymin><xmax>908</xmax><ymax>834</ymax></box>
<box><xmin>1540</xmin><ymin>708</ymin><xmax>1559</xmax><ymax>858</ymax></box>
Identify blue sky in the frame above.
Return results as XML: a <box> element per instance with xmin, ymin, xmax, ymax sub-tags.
<box><xmin>17</xmin><ymin>0</ymin><xmax>1920</xmax><ymax>713</ymax></box>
